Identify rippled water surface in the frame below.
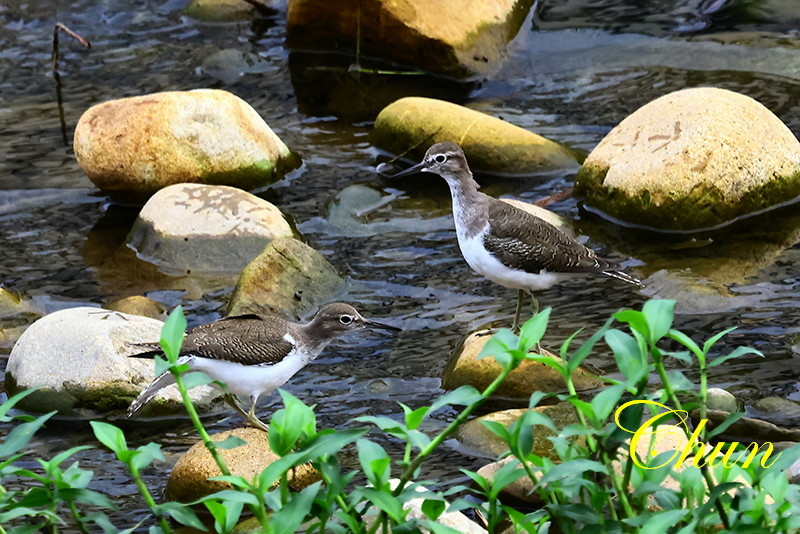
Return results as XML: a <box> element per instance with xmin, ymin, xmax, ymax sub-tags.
<box><xmin>1</xmin><ymin>0</ymin><xmax>800</xmax><ymax>529</ymax></box>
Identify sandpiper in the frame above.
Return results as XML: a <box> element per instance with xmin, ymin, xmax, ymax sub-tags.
<box><xmin>386</xmin><ymin>141</ymin><xmax>641</xmax><ymax>330</ymax></box>
<box><xmin>127</xmin><ymin>303</ymin><xmax>399</xmax><ymax>431</ymax></box>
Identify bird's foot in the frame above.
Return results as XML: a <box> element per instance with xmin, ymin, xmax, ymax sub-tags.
<box><xmin>246</xmin><ymin>414</ymin><xmax>270</xmax><ymax>433</ymax></box>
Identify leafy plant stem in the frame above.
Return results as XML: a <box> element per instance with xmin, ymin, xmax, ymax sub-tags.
<box><xmin>130</xmin><ymin>462</ymin><xmax>173</xmax><ymax>534</ymax></box>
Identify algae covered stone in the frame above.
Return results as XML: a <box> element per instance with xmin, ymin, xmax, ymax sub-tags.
<box><xmin>575</xmin><ymin>87</ymin><xmax>800</xmax><ymax>231</ymax></box>
<box><xmin>442</xmin><ymin>330</ymin><xmax>603</xmax><ymax>399</ymax></box>
<box><xmin>127</xmin><ymin>183</ymin><xmax>294</xmax><ymax>276</ymax></box>
<box><xmin>4</xmin><ymin>307</ymin><xmax>218</xmax><ymax>416</ymax></box>
<box><xmin>227</xmin><ymin>237</ymin><xmax>346</xmax><ymax>318</ymax></box>
<box><xmin>166</xmin><ymin>427</ymin><xmax>320</xmax><ymax>503</ymax></box>
<box><xmin>287</xmin><ymin>0</ymin><xmax>534</xmax><ymax>78</ymax></box>
<box><xmin>74</xmin><ymin>89</ymin><xmax>297</xmax><ymax>199</ymax></box>
<box><xmin>374</xmin><ymin>97</ymin><xmax>578</xmax><ymax>174</ymax></box>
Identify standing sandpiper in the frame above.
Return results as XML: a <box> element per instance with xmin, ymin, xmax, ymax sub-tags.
<box><xmin>127</xmin><ymin>303</ymin><xmax>399</xmax><ymax>431</ymax></box>
<box><xmin>386</xmin><ymin>141</ymin><xmax>641</xmax><ymax>331</ymax></box>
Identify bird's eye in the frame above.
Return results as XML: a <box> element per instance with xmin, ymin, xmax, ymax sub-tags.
<box><xmin>434</xmin><ymin>154</ymin><xmax>447</xmax><ymax>164</ymax></box>
<box><xmin>339</xmin><ymin>315</ymin><xmax>354</xmax><ymax>325</ymax></box>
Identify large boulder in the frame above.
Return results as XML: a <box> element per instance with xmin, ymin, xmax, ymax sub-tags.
<box><xmin>575</xmin><ymin>87</ymin><xmax>800</xmax><ymax>231</ymax></box>
<box><xmin>374</xmin><ymin>97</ymin><xmax>579</xmax><ymax>174</ymax></box>
<box><xmin>227</xmin><ymin>237</ymin><xmax>346</xmax><ymax>318</ymax></box>
<box><xmin>4</xmin><ymin>307</ymin><xmax>219</xmax><ymax>416</ymax></box>
<box><xmin>287</xmin><ymin>0</ymin><xmax>535</xmax><ymax>79</ymax></box>
<box><xmin>442</xmin><ymin>331</ymin><xmax>604</xmax><ymax>400</ymax></box>
<box><xmin>74</xmin><ymin>89</ymin><xmax>297</xmax><ymax>200</ymax></box>
<box><xmin>166</xmin><ymin>427</ymin><xmax>320</xmax><ymax>502</ymax></box>
<box><xmin>127</xmin><ymin>183</ymin><xmax>294</xmax><ymax>276</ymax></box>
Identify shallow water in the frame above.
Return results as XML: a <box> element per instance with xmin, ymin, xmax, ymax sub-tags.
<box><xmin>1</xmin><ymin>0</ymin><xmax>800</xmax><ymax>529</ymax></box>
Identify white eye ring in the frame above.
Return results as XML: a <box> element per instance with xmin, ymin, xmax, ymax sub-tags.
<box><xmin>339</xmin><ymin>315</ymin><xmax>354</xmax><ymax>325</ymax></box>
<box><xmin>434</xmin><ymin>154</ymin><xmax>447</xmax><ymax>164</ymax></box>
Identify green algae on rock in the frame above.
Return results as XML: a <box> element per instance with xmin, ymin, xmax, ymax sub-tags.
<box><xmin>374</xmin><ymin>97</ymin><xmax>579</xmax><ymax>175</ymax></box>
<box><xmin>575</xmin><ymin>87</ymin><xmax>800</xmax><ymax>231</ymax></box>
<box><xmin>74</xmin><ymin>89</ymin><xmax>298</xmax><ymax>200</ymax></box>
<box><xmin>227</xmin><ymin>237</ymin><xmax>346</xmax><ymax>319</ymax></box>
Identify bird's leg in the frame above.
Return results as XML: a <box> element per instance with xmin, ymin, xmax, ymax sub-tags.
<box><xmin>528</xmin><ymin>292</ymin><xmax>543</xmax><ymax>355</ymax></box>
<box><xmin>512</xmin><ymin>289</ymin><xmax>525</xmax><ymax>334</ymax></box>
<box><xmin>246</xmin><ymin>396</ymin><xmax>269</xmax><ymax>433</ymax></box>
<box><xmin>223</xmin><ymin>393</ymin><xmax>249</xmax><ymax>419</ymax></box>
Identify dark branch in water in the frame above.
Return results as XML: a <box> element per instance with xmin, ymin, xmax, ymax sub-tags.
<box><xmin>52</xmin><ymin>23</ymin><xmax>91</xmax><ymax>146</ymax></box>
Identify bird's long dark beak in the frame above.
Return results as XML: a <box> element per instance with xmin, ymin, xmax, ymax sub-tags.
<box><xmin>384</xmin><ymin>160</ymin><xmax>426</xmax><ymax>178</ymax></box>
<box><xmin>364</xmin><ymin>318</ymin><xmax>402</xmax><ymax>332</ymax></box>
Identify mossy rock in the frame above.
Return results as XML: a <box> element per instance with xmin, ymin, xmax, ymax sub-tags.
<box><xmin>374</xmin><ymin>97</ymin><xmax>579</xmax><ymax>175</ymax></box>
<box><xmin>575</xmin><ymin>87</ymin><xmax>800</xmax><ymax>231</ymax></box>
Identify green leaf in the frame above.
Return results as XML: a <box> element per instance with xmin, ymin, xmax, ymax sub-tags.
<box><xmin>195</xmin><ymin>489</ymin><xmax>260</xmax><ymax>506</ymax></box>
<box><xmin>204</xmin><ymin>500</ymin><xmax>243</xmax><ymax>533</ymax></box>
<box><xmin>357</xmin><ymin>439</ymin><xmax>390</xmax><ymax>486</ymax></box>
<box><xmin>605</xmin><ymin>329</ymin><xmax>648</xmax><ymax>385</ymax></box>
<box><xmin>708</xmin><ymin>346</ymin><xmax>763</xmax><ymax>368</ymax></box>
<box><xmin>481</xmin><ymin>420</ymin><xmax>511</xmax><ymax>443</ymax></box>
<box><xmin>642</xmin><ymin>300</ymin><xmax>675</xmax><ymax>343</ymax></box>
<box><xmin>705</xmin><ymin>412</ymin><xmax>746</xmax><ymax>440</ymax></box>
<box><xmin>430</xmin><ymin>386</ymin><xmax>482</xmax><ymax>412</ymax></box>
<box><xmin>518</xmin><ymin>308</ymin><xmax>551</xmax><ymax>353</ymax></box>
<box><xmin>214</xmin><ymin>435</ymin><xmax>248</xmax><ymax>451</ymax></box>
<box><xmin>90</xmin><ymin>422</ymin><xmax>128</xmax><ymax>456</ymax></box>
<box><xmin>269</xmin><ymin>482</ymin><xmax>321</xmax><ymax>533</ymax></box>
<box><xmin>401</xmin><ymin>403</ymin><xmax>431</xmax><ymax>430</ymax></box>
<box><xmin>421</xmin><ymin>498</ymin><xmax>446</xmax><ymax>521</ymax></box>
<box><xmin>637</xmin><ymin>509</ymin><xmax>688</xmax><ymax>531</ymax></box>
<box><xmin>159</xmin><ymin>305</ymin><xmax>187</xmax><ymax>361</ymax></box>
<box><xmin>667</xmin><ymin>330</ymin><xmax>703</xmax><ymax>359</ymax></box>
<box><xmin>0</xmin><ymin>389</ymin><xmax>41</xmax><ymax>422</ymax></box>
<box><xmin>564</xmin><ymin>317</ymin><xmax>614</xmax><ymax>375</ymax></box>
<box><xmin>131</xmin><ymin>442</ymin><xmax>164</xmax><ymax>472</ymax></box>
<box><xmin>158</xmin><ymin>501</ymin><xmax>205</xmax><ymax>530</ymax></box>
<box><xmin>590</xmin><ymin>384</ymin><xmax>626</xmax><ymax>422</ymax></box>
<box><xmin>613</xmin><ymin>309</ymin><xmax>649</xmax><ymax>341</ymax></box>
<box><xmin>182</xmin><ymin>371</ymin><xmax>214</xmax><ymax>389</ymax></box>
<box><xmin>478</xmin><ymin>329</ymin><xmax>517</xmax><ymax>367</ymax></box>
<box><xmin>358</xmin><ymin>487</ymin><xmax>405</xmax><ymax>523</ymax></box>
<box><xmin>0</xmin><ymin>413</ymin><xmax>54</xmax><ymax>459</ymax></box>
<box><xmin>701</xmin><ymin>326</ymin><xmax>737</xmax><ymax>355</ymax></box>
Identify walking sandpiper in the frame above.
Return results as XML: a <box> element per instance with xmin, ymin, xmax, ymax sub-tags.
<box><xmin>385</xmin><ymin>141</ymin><xmax>641</xmax><ymax>331</ymax></box>
<box><xmin>127</xmin><ymin>303</ymin><xmax>400</xmax><ymax>431</ymax></box>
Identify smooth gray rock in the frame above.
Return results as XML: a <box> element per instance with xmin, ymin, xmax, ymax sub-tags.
<box><xmin>127</xmin><ymin>183</ymin><xmax>293</xmax><ymax>276</ymax></box>
<box><xmin>5</xmin><ymin>307</ymin><xmax>219</xmax><ymax>417</ymax></box>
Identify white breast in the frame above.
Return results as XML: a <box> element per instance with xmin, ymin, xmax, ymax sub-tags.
<box><xmin>188</xmin><ymin>347</ymin><xmax>310</xmax><ymax>400</ymax></box>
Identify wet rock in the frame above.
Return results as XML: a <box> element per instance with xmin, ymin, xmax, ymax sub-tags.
<box><xmin>287</xmin><ymin>0</ymin><xmax>534</xmax><ymax>79</ymax></box>
<box><xmin>750</xmin><ymin>397</ymin><xmax>800</xmax><ymax>428</ymax></box>
<box><xmin>127</xmin><ymin>183</ymin><xmax>293</xmax><ymax>276</ymax></box>
<box><xmin>200</xmin><ymin>49</ymin><xmax>276</xmax><ymax>84</ymax></box>
<box><xmin>575</xmin><ymin>87</ymin><xmax>800</xmax><ymax>231</ymax></box>
<box><xmin>706</xmin><ymin>388</ymin><xmax>741</xmax><ymax>414</ymax></box>
<box><xmin>699</xmin><ymin>409</ymin><xmax>800</xmax><ymax>443</ymax></box>
<box><xmin>456</xmin><ymin>403</ymin><xmax>580</xmax><ymax>459</ymax></box>
<box><xmin>74</xmin><ymin>89</ymin><xmax>297</xmax><ymax>200</ymax></box>
<box><xmin>442</xmin><ymin>331</ymin><xmax>603</xmax><ymax>400</ymax></box>
<box><xmin>165</xmin><ymin>427</ymin><xmax>320</xmax><ymax>502</ymax></box>
<box><xmin>4</xmin><ymin>307</ymin><xmax>219</xmax><ymax>416</ymax></box>
<box><xmin>0</xmin><ymin>287</ymin><xmax>32</xmax><ymax>318</ymax></box>
<box><xmin>185</xmin><ymin>0</ymin><xmax>267</xmax><ymax>22</ymax></box>
<box><xmin>106</xmin><ymin>296</ymin><xmax>167</xmax><ymax>321</ymax></box>
<box><xmin>374</xmin><ymin>97</ymin><xmax>579</xmax><ymax>175</ymax></box>
<box><xmin>227</xmin><ymin>237</ymin><xmax>346</xmax><ymax>318</ymax></box>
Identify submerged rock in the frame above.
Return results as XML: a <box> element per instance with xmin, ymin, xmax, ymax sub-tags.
<box><xmin>287</xmin><ymin>0</ymin><xmax>534</xmax><ymax>78</ymax></box>
<box><xmin>227</xmin><ymin>237</ymin><xmax>346</xmax><ymax>318</ymax></box>
<box><xmin>575</xmin><ymin>87</ymin><xmax>800</xmax><ymax>231</ymax></box>
<box><xmin>127</xmin><ymin>183</ymin><xmax>293</xmax><ymax>276</ymax></box>
<box><xmin>4</xmin><ymin>307</ymin><xmax>219</xmax><ymax>416</ymax></box>
<box><xmin>106</xmin><ymin>296</ymin><xmax>167</xmax><ymax>321</ymax></box>
<box><xmin>185</xmin><ymin>0</ymin><xmax>267</xmax><ymax>22</ymax></box>
<box><xmin>442</xmin><ymin>331</ymin><xmax>603</xmax><ymax>400</ymax></box>
<box><xmin>456</xmin><ymin>403</ymin><xmax>580</xmax><ymax>458</ymax></box>
<box><xmin>166</xmin><ymin>427</ymin><xmax>320</xmax><ymax>503</ymax></box>
<box><xmin>374</xmin><ymin>97</ymin><xmax>579</xmax><ymax>175</ymax></box>
<box><xmin>74</xmin><ymin>89</ymin><xmax>297</xmax><ymax>200</ymax></box>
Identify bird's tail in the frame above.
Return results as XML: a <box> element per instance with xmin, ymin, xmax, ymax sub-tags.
<box><xmin>127</xmin><ymin>342</ymin><xmax>162</xmax><ymax>358</ymax></box>
<box><xmin>127</xmin><ymin>371</ymin><xmax>176</xmax><ymax>418</ymax></box>
<box><xmin>604</xmin><ymin>269</ymin><xmax>643</xmax><ymax>288</ymax></box>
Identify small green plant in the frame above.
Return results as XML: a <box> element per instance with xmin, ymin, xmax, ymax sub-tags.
<box><xmin>2</xmin><ymin>300</ymin><xmax>798</xmax><ymax>533</ymax></box>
